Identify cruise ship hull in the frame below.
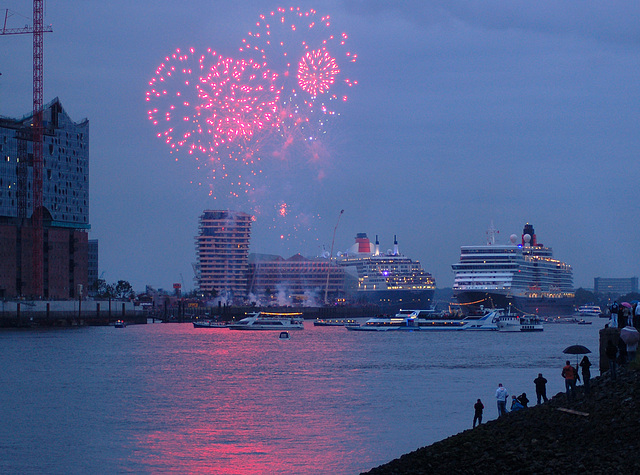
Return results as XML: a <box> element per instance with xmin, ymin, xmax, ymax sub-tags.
<box><xmin>349</xmin><ymin>289</ymin><xmax>435</xmax><ymax>313</ymax></box>
<box><xmin>454</xmin><ymin>290</ymin><xmax>575</xmax><ymax>317</ymax></box>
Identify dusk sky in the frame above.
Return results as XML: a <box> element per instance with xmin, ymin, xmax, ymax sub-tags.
<box><xmin>1</xmin><ymin>1</ymin><xmax>638</xmax><ymax>292</ymax></box>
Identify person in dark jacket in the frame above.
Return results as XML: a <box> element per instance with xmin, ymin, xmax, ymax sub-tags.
<box><xmin>580</xmin><ymin>356</ymin><xmax>592</xmax><ymax>395</ymax></box>
<box><xmin>618</xmin><ymin>338</ymin><xmax>628</xmax><ymax>365</ymax></box>
<box><xmin>533</xmin><ymin>373</ymin><xmax>548</xmax><ymax>404</ymax></box>
<box><xmin>606</xmin><ymin>340</ymin><xmax>617</xmax><ymax>380</ymax></box>
<box><xmin>517</xmin><ymin>392</ymin><xmax>529</xmax><ymax>408</ymax></box>
<box><xmin>473</xmin><ymin>399</ymin><xmax>484</xmax><ymax>428</ymax></box>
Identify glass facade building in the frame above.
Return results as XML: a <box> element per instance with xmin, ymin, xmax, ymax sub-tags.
<box><xmin>0</xmin><ymin>98</ymin><xmax>89</xmax><ymax>298</ymax></box>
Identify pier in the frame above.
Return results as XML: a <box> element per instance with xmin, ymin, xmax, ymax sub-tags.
<box><xmin>0</xmin><ymin>300</ymin><xmax>145</xmax><ymax>327</ymax></box>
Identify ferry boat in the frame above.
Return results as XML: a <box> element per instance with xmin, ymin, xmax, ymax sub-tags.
<box><xmin>227</xmin><ymin>312</ymin><xmax>304</xmax><ymax>331</ymax></box>
<box><xmin>452</xmin><ymin>223</ymin><xmax>574</xmax><ymax>316</ymax></box>
<box><xmin>334</xmin><ymin>233</ymin><xmax>436</xmax><ymax>313</ymax></box>
<box><xmin>345</xmin><ymin>310</ymin><xmax>498</xmax><ymax>332</ymax></box>
<box><xmin>496</xmin><ymin>314</ymin><xmax>544</xmax><ymax>332</ymax></box>
<box><xmin>577</xmin><ymin>306</ymin><xmax>602</xmax><ymax>318</ymax></box>
<box><xmin>313</xmin><ymin>318</ymin><xmax>360</xmax><ymax>327</ymax></box>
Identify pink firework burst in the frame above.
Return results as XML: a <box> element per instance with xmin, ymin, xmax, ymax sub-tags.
<box><xmin>146</xmin><ymin>47</ymin><xmax>283</xmax><ymax>197</ymax></box>
<box><xmin>146</xmin><ymin>47</ymin><xmax>209</xmax><ymax>156</ymax></box>
<box><xmin>146</xmin><ymin>47</ymin><xmax>280</xmax><ymax>154</ymax></box>
<box><xmin>297</xmin><ymin>48</ymin><xmax>339</xmax><ymax>97</ymax></box>
<box><xmin>198</xmin><ymin>55</ymin><xmax>281</xmax><ymax>147</ymax></box>
<box><xmin>240</xmin><ymin>7</ymin><xmax>357</xmax><ymax>139</ymax></box>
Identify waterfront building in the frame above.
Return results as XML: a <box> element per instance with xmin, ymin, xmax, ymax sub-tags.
<box><xmin>247</xmin><ymin>253</ymin><xmax>345</xmax><ymax>306</ymax></box>
<box><xmin>594</xmin><ymin>277</ymin><xmax>639</xmax><ymax>297</ymax></box>
<box><xmin>88</xmin><ymin>239</ymin><xmax>99</xmax><ymax>292</ymax></box>
<box><xmin>194</xmin><ymin>210</ymin><xmax>252</xmax><ymax>302</ymax></box>
<box><xmin>0</xmin><ymin>98</ymin><xmax>89</xmax><ymax>298</ymax></box>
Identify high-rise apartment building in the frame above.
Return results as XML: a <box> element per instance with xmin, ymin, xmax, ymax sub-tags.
<box><xmin>0</xmin><ymin>98</ymin><xmax>89</xmax><ymax>298</ymax></box>
<box><xmin>195</xmin><ymin>210</ymin><xmax>252</xmax><ymax>301</ymax></box>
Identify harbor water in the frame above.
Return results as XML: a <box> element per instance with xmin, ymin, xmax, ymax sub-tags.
<box><xmin>0</xmin><ymin>319</ymin><xmax>604</xmax><ymax>474</ymax></box>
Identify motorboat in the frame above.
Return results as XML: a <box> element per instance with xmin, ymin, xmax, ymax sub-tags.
<box><xmin>496</xmin><ymin>314</ymin><xmax>543</xmax><ymax>332</ymax></box>
<box><xmin>114</xmin><ymin>320</ymin><xmax>126</xmax><ymax>328</ymax></box>
<box><xmin>193</xmin><ymin>319</ymin><xmax>227</xmax><ymax>328</ymax></box>
<box><xmin>346</xmin><ymin>310</ymin><xmax>498</xmax><ymax>332</ymax></box>
<box><xmin>578</xmin><ymin>306</ymin><xmax>602</xmax><ymax>318</ymax></box>
<box><xmin>279</xmin><ymin>331</ymin><xmax>291</xmax><ymax>339</ymax></box>
<box><xmin>227</xmin><ymin>312</ymin><xmax>304</xmax><ymax>331</ymax></box>
<box><xmin>313</xmin><ymin>318</ymin><xmax>359</xmax><ymax>327</ymax></box>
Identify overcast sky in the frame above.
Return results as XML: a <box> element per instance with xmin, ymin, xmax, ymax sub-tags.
<box><xmin>1</xmin><ymin>1</ymin><xmax>638</xmax><ymax>291</ymax></box>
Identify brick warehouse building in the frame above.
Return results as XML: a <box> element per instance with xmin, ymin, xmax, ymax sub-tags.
<box><xmin>0</xmin><ymin>98</ymin><xmax>89</xmax><ymax>299</ymax></box>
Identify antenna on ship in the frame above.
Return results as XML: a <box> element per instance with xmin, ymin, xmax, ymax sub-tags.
<box><xmin>375</xmin><ymin>235</ymin><xmax>380</xmax><ymax>256</ymax></box>
<box><xmin>486</xmin><ymin>221</ymin><xmax>499</xmax><ymax>245</ymax></box>
<box><xmin>393</xmin><ymin>235</ymin><xmax>399</xmax><ymax>256</ymax></box>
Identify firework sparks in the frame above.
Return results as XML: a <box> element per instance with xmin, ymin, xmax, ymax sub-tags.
<box><xmin>240</xmin><ymin>7</ymin><xmax>357</xmax><ymax>140</ymax></box>
<box><xmin>146</xmin><ymin>47</ymin><xmax>282</xmax><ymax>195</ymax></box>
<box><xmin>297</xmin><ymin>48</ymin><xmax>339</xmax><ymax>96</ymax></box>
<box><xmin>146</xmin><ymin>7</ymin><xmax>357</xmax><ymax>212</ymax></box>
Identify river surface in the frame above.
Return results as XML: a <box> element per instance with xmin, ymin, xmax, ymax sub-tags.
<box><xmin>0</xmin><ymin>318</ymin><xmax>605</xmax><ymax>474</ymax></box>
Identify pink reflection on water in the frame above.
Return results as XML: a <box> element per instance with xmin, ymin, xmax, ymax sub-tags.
<box><xmin>128</xmin><ymin>323</ymin><xmax>371</xmax><ymax>474</ymax></box>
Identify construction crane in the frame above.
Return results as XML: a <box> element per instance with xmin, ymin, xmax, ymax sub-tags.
<box><xmin>1</xmin><ymin>4</ymin><xmax>52</xmax><ymax>297</ymax></box>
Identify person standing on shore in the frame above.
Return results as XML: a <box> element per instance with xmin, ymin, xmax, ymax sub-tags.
<box><xmin>496</xmin><ymin>383</ymin><xmax>509</xmax><ymax>417</ymax></box>
<box><xmin>606</xmin><ymin>340</ymin><xmax>618</xmax><ymax>380</ymax></box>
<box><xmin>562</xmin><ymin>360</ymin><xmax>579</xmax><ymax>401</ymax></box>
<box><xmin>579</xmin><ymin>356</ymin><xmax>592</xmax><ymax>395</ymax></box>
<box><xmin>533</xmin><ymin>373</ymin><xmax>548</xmax><ymax>404</ymax></box>
<box><xmin>473</xmin><ymin>399</ymin><xmax>484</xmax><ymax>428</ymax></box>
<box><xmin>610</xmin><ymin>301</ymin><xmax>619</xmax><ymax>328</ymax></box>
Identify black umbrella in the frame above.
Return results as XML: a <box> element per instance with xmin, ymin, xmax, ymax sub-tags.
<box><xmin>563</xmin><ymin>345</ymin><xmax>591</xmax><ymax>355</ymax></box>
<box><xmin>563</xmin><ymin>345</ymin><xmax>591</xmax><ymax>365</ymax></box>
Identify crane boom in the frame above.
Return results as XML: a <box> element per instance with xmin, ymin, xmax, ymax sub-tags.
<box><xmin>1</xmin><ymin>9</ymin><xmax>52</xmax><ymax>35</ymax></box>
<box><xmin>0</xmin><ymin>4</ymin><xmax>52</xmax><ymax>297</ymax></box>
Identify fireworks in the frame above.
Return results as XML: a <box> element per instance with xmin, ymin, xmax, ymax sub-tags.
<box><xmin>240</xmin><ymin>7</ymin><xmax>357</xmax><ymax>139</ymax></box>
<box><xmin>146</xmin><ymin>7</ymin><xmax>357</xmax><ymax>202</ymax></box>
<box><xmin>297</xmin><ymin>48</ymin><xmax>340</xmax><ymax>97</ymax></box>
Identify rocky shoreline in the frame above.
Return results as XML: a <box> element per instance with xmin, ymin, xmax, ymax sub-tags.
<box><xmin>364</xmin><ymin>366</ymin><xmax>640</xmax><ymax>474</ymax></box>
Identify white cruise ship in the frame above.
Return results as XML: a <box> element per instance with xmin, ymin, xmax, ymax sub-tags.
<box><xmin>452</xmin><ymin>223</ymin><xmax>574</xmax><ymax>316</ymax></box>
<box><xmin>334</xmin><ymin>233</ymin><xmax>435</xmax><ymax>312</ymax></box>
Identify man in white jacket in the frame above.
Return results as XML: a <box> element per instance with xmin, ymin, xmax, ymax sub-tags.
<box><xmin>496</xmin><ymin>383</ymin><xmax>509</xmax><ymax>417</ymax></box>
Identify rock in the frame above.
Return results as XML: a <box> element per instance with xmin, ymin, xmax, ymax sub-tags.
<box><xmin>363</xmin><ymin>368</ymin><xmax>640</xmax><ymax>474</ymax></box>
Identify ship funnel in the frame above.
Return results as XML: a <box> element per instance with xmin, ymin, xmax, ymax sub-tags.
<box><xmin>393</xmin><ymin>235</ymin><xmax>399</xmax><ymax>256</ymax></box>
<box><xmin>522</xmin><ymin>223</ymin><xmax>537</xmax><ymax>246</ymax></box>
<box><xmin>355</xmin><ymin>233</ymin><xmax>371</xmax><ymax>254</ymax></box>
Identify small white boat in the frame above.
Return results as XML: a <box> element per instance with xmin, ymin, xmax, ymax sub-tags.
<box><xmin>578</xmin><ymin>305</ymin><xmax>602</xmax><ymax>318</ymax></box>
<box><xmin>227</xmin><ymin>312</ymin><xmax>304</xmax><ymax>331</ymax></box>
<box><xmin>193</xmin><ymin>320</ymin><xmax>227</xmax><ymax>328</ymax></box>
<box><xmin>279</xmin><ymin>331</ymin><xmax>291</xmax><ymax>339</ymax></box>
<box><xmin>496</xmin><ymin>314</ymin><xmax>543</xmax><ymax>332</ymax></box>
